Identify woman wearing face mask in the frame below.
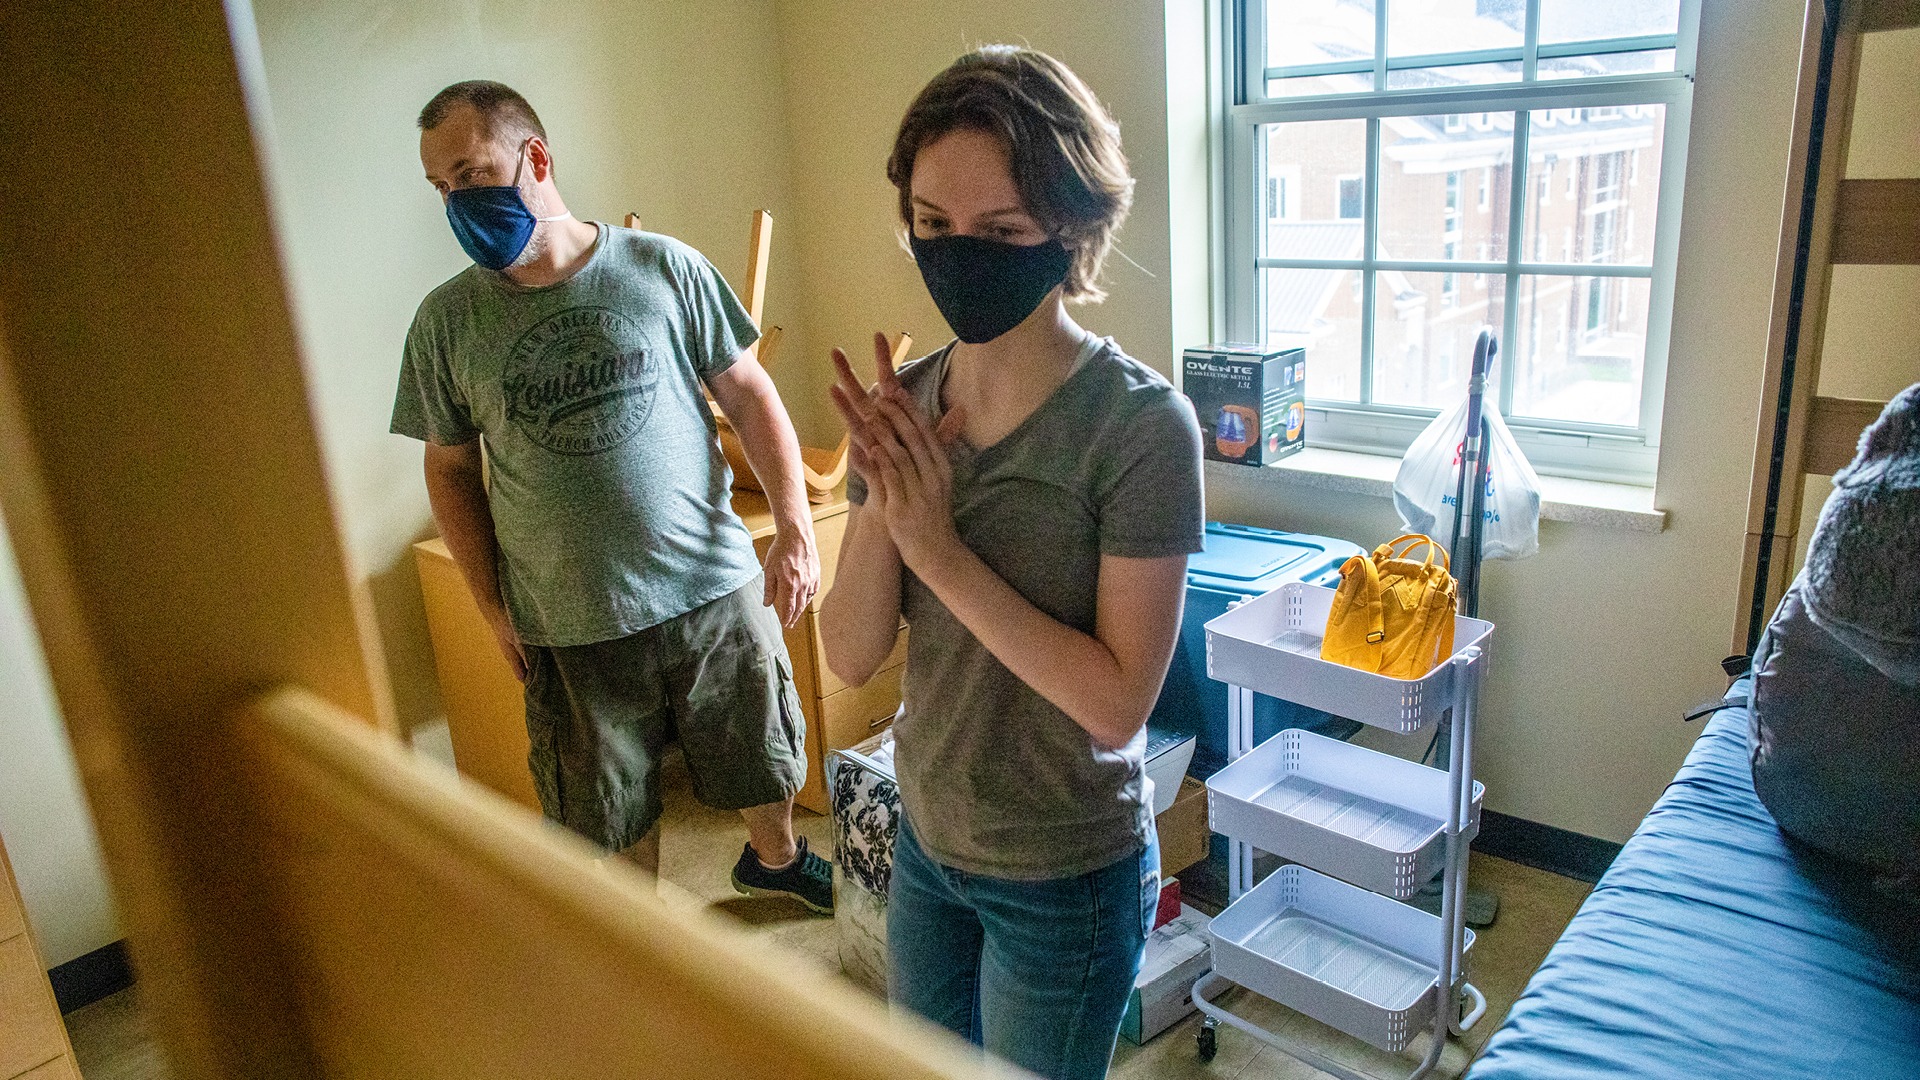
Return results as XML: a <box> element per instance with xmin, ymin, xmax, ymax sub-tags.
<box><xmin>819</xmin><ymin>47</ymin><xmax>1204</xmax><ymax>1080</ymax></box>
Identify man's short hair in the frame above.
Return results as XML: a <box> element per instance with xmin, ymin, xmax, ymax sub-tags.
<box><xmin>418</xmin><ymin>80</ymin><xmax>547</xmax><ymax>146</ymax></box>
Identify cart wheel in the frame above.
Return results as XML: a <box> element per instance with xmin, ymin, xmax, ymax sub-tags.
<box><xmin>1197</xmin><ymin>1019</ymin><xmax>1218</xmax><ymax>1062</ymax></box>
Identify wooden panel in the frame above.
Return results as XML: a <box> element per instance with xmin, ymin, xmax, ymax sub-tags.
<box><xmin>242</xmin><ymin>688</ymin><xmax>998</xmax><ymax>1080</ymax></box>
<box><xmin>413</xmin><ymin>540</ymin><xmax>540</xmax><ymax>812</ymax></box>
<box><xmin>1732</xmin><ymin>529</ymin><xmax>1799</xmax><ymax>654</ymax></box>
<box><xmin>1861</xmin><ymin>0</ymin><xmax>1920</xmax><ymax>31</ymax></box>
<box><xmin>742</xmin><ymin>210</ymin><xmax>774</xmax><ymax>329</ymax></box>
<box><xmin>815</xmin><ymin>618</ymin><xmax>908</xmax><ymax>697</ymax></box>
<box><xmin>16</xmin><ymin>1055</ymin><xmax>83</xmax><ymax>1080</ymax></box>
<box><xmin>0</xmin><ymin>897</ymin><xmax>25</xmax><ymax>945</ymax></box>
<box><xmin>0</xmin><ymin>835</ymin><xmax>28</xmax><ymax>943</ymax></box>
<box><xmin>796</xmin><ymin>709</ymin><xmax>831</xmax><ymax>815</ymax></box>
<box><xmin>0</xmin><ymin>935</ymin><xmax>66</xmax><ymax>1079</ymax></box>
<box><xmin>1831</xmin><ymin>179</ymin><xmax>1920</xmax><ymax>264</ymax></box>
<box><xmin>1737</xmin><ymin>0</ymin><xmax>1865</xmax><ymax>650</ymax></box>
<box><xmin>1803</xmin><ymin>395</ymin><xmax>1886</xmax><ymax>474</ymax></box>
<box><xmin>0</xmin><ymin>4</ymin><xmax>404</xmax><ymax>1073</ymax></box>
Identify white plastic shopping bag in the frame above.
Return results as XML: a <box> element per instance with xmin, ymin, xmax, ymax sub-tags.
<box><xmin>1393</xmin><ymin>396</ymin><xmax>1542</xmax><ymax>560</ymax></box>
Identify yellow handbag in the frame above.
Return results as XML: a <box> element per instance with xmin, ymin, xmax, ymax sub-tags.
<box><xmin>1321</xmin><ymin>534</ymin><xmax>1459</xmax><ymax>679</ymax></box>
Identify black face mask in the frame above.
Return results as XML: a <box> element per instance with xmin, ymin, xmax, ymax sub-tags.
<box><xmin>909</xmin><ymin>233</ymin><xmax>1072</xmax><ymax>344</ymax></box>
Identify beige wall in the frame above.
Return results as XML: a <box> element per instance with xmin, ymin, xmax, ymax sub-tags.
<box><xmin>248</xmin><ymin>0</ymin><xmax>817</xmax><ymax>731</ymax></box>
<box><xmin>773</xmin><ymin>1</ymin><xmax>1181</xmax><ymax>379</ymax></box>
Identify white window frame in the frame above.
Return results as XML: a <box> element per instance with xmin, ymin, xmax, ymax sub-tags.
<box><xmin>1216</xmin><ymin>0</ymin><xmax>1699</xmax><ymax>484</ymax></box>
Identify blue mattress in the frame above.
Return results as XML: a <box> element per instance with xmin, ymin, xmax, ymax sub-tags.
<box><xmin>1469</xmin><ymin>684</ymin><xmax>1920</xmax><ymax>1080</ymax></box>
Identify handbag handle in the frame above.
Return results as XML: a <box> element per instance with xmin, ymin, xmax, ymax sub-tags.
<box><xmin>1339</xmin><ymin>553</ymin><xmax>1388</xmax><ymax>645</ymax></box>
<box><xmin>1379</xmin><ymin>533</ymin><xmax>1450</xmax><ymax>572</ymax></box>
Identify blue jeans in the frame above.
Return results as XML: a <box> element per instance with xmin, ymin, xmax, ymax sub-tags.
<box><xmin>888</xmin><ymin>814</ymin><xmax>1159</xmax><ymax>1080</ymax></box>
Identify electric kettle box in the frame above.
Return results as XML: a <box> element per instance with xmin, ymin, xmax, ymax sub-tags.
<box><xmin>1181</xmin><ymin>343</ymin><xmax>1306</xmax><ymax>466</ymax></box>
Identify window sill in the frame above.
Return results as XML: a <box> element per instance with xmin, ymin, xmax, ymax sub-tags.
<box><xmin>1208</xmin><ymin>447</ymin><xmax>1667</xmax><ymax>534</ymax></box>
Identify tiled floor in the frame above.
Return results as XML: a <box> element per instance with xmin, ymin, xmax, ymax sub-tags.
<box><xmin>63</xmin><ymin>744</ymin><xmax>1590</xmax><ymax>1080</ymax></box>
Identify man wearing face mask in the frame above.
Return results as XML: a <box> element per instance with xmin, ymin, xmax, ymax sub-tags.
<box><xmin>392</xmin><ymin>80</ymin><xmax>831</xmax><ymax>914</ymax></box>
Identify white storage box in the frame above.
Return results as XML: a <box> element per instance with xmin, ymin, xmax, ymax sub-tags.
<box><xmin>1205</xmin><ymin>583</ymin><xmax>1493</xmax><ymax>734</ymax></box>
<box><xmin>1120</xmin><ymin>903</ymin><xmax>1212</xmax><ymax>1045</ymax></box>
<box><xmin>1208</xmin><ymin>864</ymin><xmax>1474</xmax><ymax>1052</ymax></box>
<box><xmin>1144</xmin><ymin>727</ymin><xmax>1198</xmax><ymax>816</ymax></box>
<box><xmin>1207</xmin><ymin>728</ymin><xmax>1484</xmax><ymax>897</ymax></box>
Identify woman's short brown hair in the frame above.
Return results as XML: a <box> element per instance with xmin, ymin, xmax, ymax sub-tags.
<box><xmin>887</xmin><ymin>46</ymin><xmax>1134</xmax><ymax>303</ymax></box>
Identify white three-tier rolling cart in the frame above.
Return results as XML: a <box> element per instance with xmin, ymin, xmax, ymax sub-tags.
<box><xmin>1191</xmin><ymin>581</ymin><xmax>1493</xmax><ymax>1080</ymax></box>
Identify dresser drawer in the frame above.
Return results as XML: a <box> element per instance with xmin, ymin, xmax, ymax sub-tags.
<box><xmin>820</xmin><ymin>662</ymin><xmax>903</xmax><ymax>751</ymax></box>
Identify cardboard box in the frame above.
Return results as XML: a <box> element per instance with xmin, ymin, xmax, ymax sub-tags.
<box><xmin>1182</xmin><ymin>343</ymin><xmax>1307</xmax><ymax>466</ymax></box>
<box><xmin>1120</xmin><ymin>903</ymin><xmax>1212</xmax><ymax>1045</ymax></box>
<box><xmin>1156</xmin><ymin>776</ymin><xmax>1208</xmax><ymax>877</ymax></box>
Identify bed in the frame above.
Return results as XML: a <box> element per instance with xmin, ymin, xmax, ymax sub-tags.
<box><xmin>1467</xmin><ymin>681</ymin><xmax>1920</xmax><ymax>1080</ymax></box>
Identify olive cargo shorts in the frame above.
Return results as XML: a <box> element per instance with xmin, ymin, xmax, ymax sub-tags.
<box><xmin>521</xmin><ymin>575</ymin><xmax>807</xmax><ymax>852</ymax></box>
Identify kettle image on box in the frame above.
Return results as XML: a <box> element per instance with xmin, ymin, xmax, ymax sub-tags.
<box><xmin>1215</xmin><ymin>405</ymin><xmax>1259</xmax><ymax>460</ymax></box>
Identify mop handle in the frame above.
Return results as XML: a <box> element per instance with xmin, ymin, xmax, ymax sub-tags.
<box><xmin>1450</xmin><ymin>329</ymin><xmax>1496</xmax><ymax>577</ymax></box>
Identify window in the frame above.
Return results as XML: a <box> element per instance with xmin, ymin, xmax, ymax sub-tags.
<box><xmin>1336</xmin><ymin>175</ymin><xmax>1364</xmax><ymax>219</ymax></box>
<box><xmin>1221</xmin><ymin>0</ymin><xmax>1696</xmax><ymax>481</ymax></box>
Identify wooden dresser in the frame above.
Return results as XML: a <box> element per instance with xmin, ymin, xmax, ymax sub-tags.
<box><xmin>0</xmin><ymin>833</ymin><xmax>81</xmax><ymax>1080</ymax></box>
<box><xmin>414</xmin><ymin>483</ymin><xmax>906</xmax><ymax>817</ymax></box>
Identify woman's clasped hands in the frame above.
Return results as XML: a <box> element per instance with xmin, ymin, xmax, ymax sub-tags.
<box><xmin>829</xmin><ymin>332</ymin><xmax>968</xmax><ymax>572</ymax></box>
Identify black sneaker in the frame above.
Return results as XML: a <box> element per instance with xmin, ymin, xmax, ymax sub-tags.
<box><xmin>731</xmin><ymin>836</ymin><xmax>835</xmax><ymax>915</ymax></box>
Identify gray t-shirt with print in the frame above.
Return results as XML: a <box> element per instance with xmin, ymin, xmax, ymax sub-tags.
<box><xmin>849</xmin><ymin>339</ymin><xmax>1205</xmax><ymax>880</ymax></box>
<box><xmin>392</xmin><ymin>224</ymin><xmax>763</xmax><ymax>647</ymax></box>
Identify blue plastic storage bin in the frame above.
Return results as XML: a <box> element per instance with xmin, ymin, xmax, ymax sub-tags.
<box><xmin>1148</xmin><ymin>523</ymin><xmax>1364</xmax><ymax>777</ymax></box>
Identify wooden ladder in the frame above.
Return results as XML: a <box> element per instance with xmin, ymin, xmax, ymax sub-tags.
<box><xmin>1735</xmin><ymin>0</ymin><xmax>1920</xmax><ymax>653</ymax></box>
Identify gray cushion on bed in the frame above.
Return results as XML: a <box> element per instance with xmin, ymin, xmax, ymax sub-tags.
<box><xmin>1750</xmin><ymin>383</ymin><xmax>1920</xmax><ymax>883</ymax></box>
<box><xmin>1801</xmin><ymin>383</ymin><xmax>1920</xmax><ymax>685</ymax></box>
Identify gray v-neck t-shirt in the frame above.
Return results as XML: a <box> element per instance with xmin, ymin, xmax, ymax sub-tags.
<box><xmin>849</xmin><ymin>338</ymin><xmax>1205</xmax><ymax>879</ymax></box>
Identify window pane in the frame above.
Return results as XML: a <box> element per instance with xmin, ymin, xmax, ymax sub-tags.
<box><xmin>1372</xmin><ymin>270</ymin><xmax>1507</xmax><ymax>409</ymax></box>
<box><xmin>1539</xmin><ymin>48</ymin><xmax>1675</xmax><ymax>80</ymax></box>
<box><xmin>1265</xmin><ymin>0</ymin><xmax>1375</xmax><ymax>70</ymax></box>
<box><xmin>1264</xmin><ymin>268</ymin><xmax>1363</xmax><ymax>402</ymax></box>
<box><xmin>1384</xmin><ymin>60</ymin><xmax>1521</xmax><ymax>90</ymax></box>
<box><xmin>1387</xmin><ymin>0</ymin><xmax>1522</xmax><ymax>59</ymax></box>
<box><xmin>1522</xmin><ymin>105</ymin><xmax>1665</xmax><ymax>266</ymax></box>
<box><xmin>1538</xmin><ymin>0</ymin><xmax>1679</xmax><ymax>45</ymax></box>
<box><xmin>1266</xmin><ymin>70</ymin><xmax>1375</xmax><ymax>97</ymax></box>
<box><xmin>1378</xmin><ymin>113</ymin><xmax>1513</xmax><ymax>262</ymax></box>
<box><xmin>1262</xmin><ymin>120</ymin><xmax>1368</xmax><ymax>259</ymax></box>
<box><xmin>1512</xmin><ymin>275</ymin><xmax>1649</xmax><ymax>426</ymax></box>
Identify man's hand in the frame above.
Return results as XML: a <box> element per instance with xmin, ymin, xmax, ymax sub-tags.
<box><xmin>485</xmin><ymin>606</ymin><xmax>529</xmax><ymax>683</ymax></box>
<box><xmin>762</xmin><ymin>528</ymin><xmax>820</xmax><ymax>628</ymax></box>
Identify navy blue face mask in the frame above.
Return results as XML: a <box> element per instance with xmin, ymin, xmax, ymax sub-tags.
<box><xmin>444</xmin><ymin>142</ymin><xmax>568</xmax><ymax>270</ymax></box>
<box><xmin>908</xmin><ymin>232</ymin><xmax>1071</xmax><ymax>344</ymax></box>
